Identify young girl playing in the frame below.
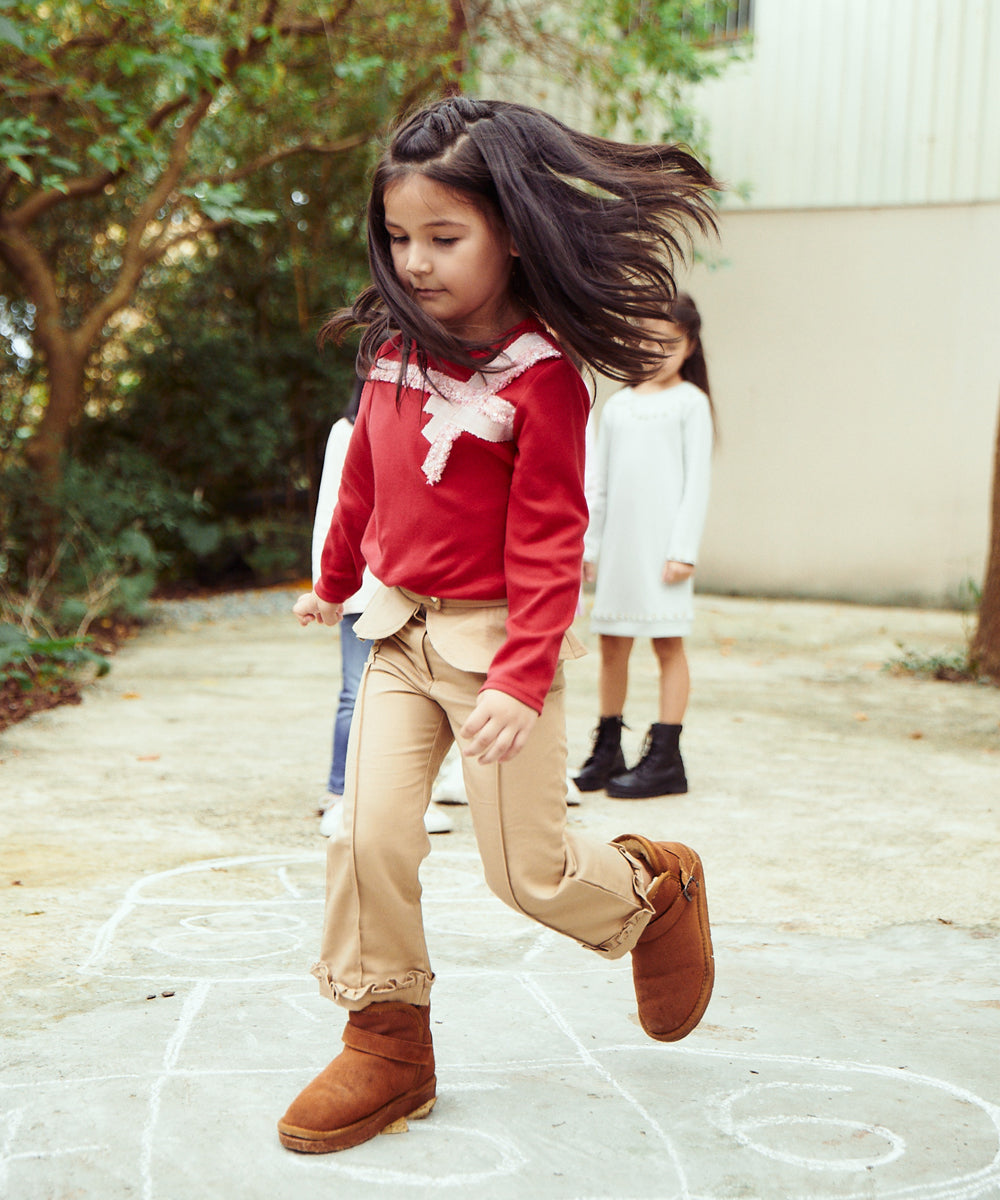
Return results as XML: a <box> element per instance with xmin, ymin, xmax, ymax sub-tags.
<box><xmin>576</xmin><ymin>293</ymin><xmax>715</xmax><ymax>799</ymax></box>
<box><xmin>279</xmin><ymin>96</ymin><xmax>719</xmax><ymax>1155</ymax></box>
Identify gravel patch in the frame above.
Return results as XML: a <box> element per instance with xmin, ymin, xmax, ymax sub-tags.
<box><xmin>148</xmin><ymin>586</ymin><xmax>304</xmax><ymax>627</ymax></box>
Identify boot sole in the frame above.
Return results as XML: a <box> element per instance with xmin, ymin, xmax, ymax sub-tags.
<box><xmin>606</xmin><ymin>785</ymin><xmax>688</xmax><ymax>798</ymax></box>
<box><xmin>277</xmin><ymin>1078</ymin><xmax>437</xmax><ymax>1153</ymax></box>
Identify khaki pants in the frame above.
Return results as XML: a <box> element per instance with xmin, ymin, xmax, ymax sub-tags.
<box><xmin>311</xmin><ymin>588</ymin><xmax>654</xmax><ymax>1010</ymax></box>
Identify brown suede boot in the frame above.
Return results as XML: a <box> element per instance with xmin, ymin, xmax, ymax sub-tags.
<box><xmin>614</xmin><ymin>836</ymin><xmax>714</xmax><ymax>1042</ymax></box>
<box><xmin>278</xmin><ymin>1002</ymin><xmax>436</xmax><ymax>1153</ymax></box>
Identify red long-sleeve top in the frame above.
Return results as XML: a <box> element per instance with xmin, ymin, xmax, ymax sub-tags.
<box><xmin>316</xmin><ymin>319</ymin><xmax>589</xmax><ymax>713</ymax></box>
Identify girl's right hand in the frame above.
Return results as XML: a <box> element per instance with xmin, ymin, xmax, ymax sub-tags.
<box><xmin>460</xmin><ymin>689</ymin><xmax>538</xmax><ymax>764</ymax></box>
<box><xmin>662</xmin><ymin>560</ymin><xmax>695</xmax><ymax>585</ymax></box>
<box><xmin>292</xmin><ymin>591</ymin><xmax>344</xmax><ymax>627</ymax></box>
<box><xmin>582</xmin><ymin>561</ymin><xmax>597</xmax><ymax>583</ymax></box>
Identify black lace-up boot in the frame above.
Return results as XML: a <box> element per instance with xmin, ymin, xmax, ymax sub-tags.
<box><xmin>573</xmin><ymin>715</ymin><xmax>627</xmax><ymax>792</ymax></box>
<box><xmin>606</xmin><ymin>723</ymin><xmax>687</xmax><ymax>798</ymax></box>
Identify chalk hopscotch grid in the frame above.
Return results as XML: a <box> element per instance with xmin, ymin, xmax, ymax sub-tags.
<box><xmin>1</xmin><ymin>851</ymin><xmax>998</xmax><ymax>1200</ymax></box>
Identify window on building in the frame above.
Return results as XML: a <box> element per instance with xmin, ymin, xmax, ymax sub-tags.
<box><xmin>700</xmin><ymin>0</ymin><xmax>754</xmax><ymax>45</ymax></box>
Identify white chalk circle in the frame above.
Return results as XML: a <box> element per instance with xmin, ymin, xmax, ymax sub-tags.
<box><xmin>150</xmin><ymin>909</ymin><xmax>305</xmax><ymax>962</ymax></box>
<box><xmin>318</xmin><ymin>1120</ymin><xmax>527</xmax><ymax>1186</ymax></box>
<box><xmin>714</xmin><ymin>1082</ymin><xmax>905</xmax><ymax>1172</ymax></box>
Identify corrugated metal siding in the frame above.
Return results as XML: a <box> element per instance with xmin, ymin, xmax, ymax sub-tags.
<box><xmin>694</xmin><ymin>0</ymin><xmax>1000</xmax><ymax>208</ymax></box>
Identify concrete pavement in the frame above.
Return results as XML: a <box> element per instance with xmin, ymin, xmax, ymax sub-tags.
<box><xmin>2</xmin><ymin>591</ymin><xmax>999</xmax><ymax>1199</ymax></box>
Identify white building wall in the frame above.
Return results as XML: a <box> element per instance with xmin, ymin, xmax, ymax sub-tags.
<box><xmin>482</xmin><ymin>0</ymin><xmax>1000</xmax><ymax>606</ymax></box>
<box><xmin>697</xmin><ymin>0</ymin><xmax>1000</xmax><ymax>209</ymax></box>
<box><xmin>681</xmin><ymin>0</ymin><xmax>1000</xmax><ymax>606</ymax></box>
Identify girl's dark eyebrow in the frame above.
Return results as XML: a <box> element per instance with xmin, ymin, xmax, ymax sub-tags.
<box><xmin>384</xmin><ymin>217</ymin><xmax>470</xmax><ymax>230</ymax></box>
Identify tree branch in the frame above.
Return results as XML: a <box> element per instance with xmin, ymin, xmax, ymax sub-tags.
<box><xmin>145</xmin><ymin>220</ymin><xmax>232</xmax><ymax>259</ymax></box>
<box><xmin>49</xmin><ymin>18</ymin><xmax>128</xmax><ymax>60</ymax></box>
<box><xmin>75</xmin><ymin>93</ymin><xmax>215</xmax><ymax>350</ymax></box>
<box><xmin>10</xmin><ymin>168</ymin><xmax>122</xmax><ymax>227</ymax></box>
<box><xmin>3</xmin><ymin>1</ymin><xmax>373</xmax><ymax>358</ymax></box>
<box><xmin>146</xmin><ymin>94</ymin><xmax>194</xmax><ymax>134</ymax></box>
<box><xmin>277</xmin><ymin>0</ymin><xmax>358</xmax><ymax>38</ymax></box>
<box><xmin>195</xmin><ymin>133</ymin><xmax>370</xmax><ymax>187</ymax></box>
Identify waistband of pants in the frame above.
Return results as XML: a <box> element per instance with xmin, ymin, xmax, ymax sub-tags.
<box><xmin>397</xmin><ymin>586</ymin><xmax>507</xmax><ymax>612</ymax></box>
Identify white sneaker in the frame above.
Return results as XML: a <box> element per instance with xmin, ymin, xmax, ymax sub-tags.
<box><xmin>319</xmin><ymin>799</ymin><xmax>343</xmax><ymax>838</ymax></box>
<box><xmin>429</xmin><ymin>752</ymin><xmax>581</xmax><ymax>807</ymax></box>
<box><xmin>424</xmin><ymin>804</ymin><xmax>453</xmax><ymax>834</ymax></box>
<box><xmin>431</xmin><ymin>749</ymin><xmax>468</xmax><ymax>805</ymax></box>
<box><xmin>320</xmin><ymin>798</ymin><xmax>452</xmax><ymax>837</ymax></box>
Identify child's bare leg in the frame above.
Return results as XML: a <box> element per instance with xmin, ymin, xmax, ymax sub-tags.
<box><xmin>605</xmin><ymin>638</ymin><xmax>689</xmax><ymax>800</ymax></box>
<box><xmin>651</xmin><ymin>636</ymin><xmax>689</xmax><ymax>725</ymax></box>
<box><xmin>598</xmin><ymin>634</ymin><xmax>633</xmax><ymax>716</ymax></box>
<box><xmin>575</xmin><ymin>635</ymin><xmax>632</xmax><ymax>791</ymax></box>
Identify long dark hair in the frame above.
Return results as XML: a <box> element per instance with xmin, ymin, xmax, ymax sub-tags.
<box><xmin>625</xmin><ymin>291</ymin><xmax>716</xmax><ymax>432</ymax></box>
<box><xmin>667</xmin><ymin>291</ymin><xmax>716</xmax><ymax>433</ymax></box>
<box><xmin>320</xmin><ymin>96</ymin><xmax>720</xmax><ymax>384</ymax></box>
<box><xmin>670</xmin><ymin>292</ymin><xmax>711</xmax><ymax>398</ymax></box>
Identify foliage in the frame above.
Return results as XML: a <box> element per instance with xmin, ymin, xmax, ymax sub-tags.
<box><xmin>0</xmin><ymin>1</ymin><xmax>451</xmax><ymax>203</ymax></box>
<box><xmin>471</xmin><ymin>0</ymin><xmax>745</xmax><ymax>144</ymax></box>
<box><xmin>883</xmin><ymin>644</ymin><xmax>984</xmax><ymax>685</ymax></box>
<box><xmin>0</xmin><ymin>622</ymin><xmax>109</xmax><ymax>694</ymax></box>
<box><xmin>66</xmin><ymin>222</ymin><xmax>357</xmax><ymax>586</ymax></box>
<box><xmin>0</xmin><ymin>568</ymin><xmax>111</xmax><ymax>725</ymax></box>
<box><xmin>883</xmin><ymin>580</ymin><xmax>995</xmax><ymax>686</ymax></box>
<box><xmin>1</xmin><ymin>457</ymin><xmax>162</xmax><ymax>633</ymax></box>
<box><xmin>0</xmin><ymin>0</ymin><xmax>459</xmax><ymax>515</ymax></box>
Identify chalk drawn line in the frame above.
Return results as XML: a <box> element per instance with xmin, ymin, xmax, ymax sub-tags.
<box><xmin>6</xmin><ymin>852</ymin><xmax>998</xmax><ymax>1200</ymax></box>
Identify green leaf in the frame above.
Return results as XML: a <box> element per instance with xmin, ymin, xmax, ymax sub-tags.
<box><xmin>81</xmin><ymin>83</ymin><xmax>122</xmax><ymax>107</ymax></box>
<box><xmin>118</xmin><ymin>527</ymin><xmax>158</xmax><ymax>566</ymax></box>
<box><xmin>178</xmin><ymin>519</ymin><xmax>223</xmax><ymax>557</ymax></box>
<box><xmin>87</xmin><ymin>142</ymin><xmax>119</xmax><ymax>172</ymax></box>
<box><xmin>181</xmin><ymin>181</ymin><xmax>277</xmax><ymax>227</ymax></box>
<box><xmin>7</xmin><ymin>157</ymin><xmax>33</xmax><ymax>182</ymax></box>
<box><xmin>0</xmin><ymin>15</ymin><xmax>24</xmax><ymax>49</ymax></box>
<box><xmin>0</xmin><ymin>624</ymin><xmax>30</xmax><ymax>652</ymax></box>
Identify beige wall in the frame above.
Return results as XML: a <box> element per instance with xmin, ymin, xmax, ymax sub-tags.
<box><xmin>651</xmin><ymin>202</ymin><xmax>1000</xmax><ymax>607</ymax></box>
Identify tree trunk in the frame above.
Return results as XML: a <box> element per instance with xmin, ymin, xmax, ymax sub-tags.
<box><xmin>972</xmin><ymin>396</ymin><xmax>1000</xmax><ymax>682</ymax></box>
<box><xmin>22</xmin><ymin>333</ymin><xmax>88</xmax><ymax>555</ymax></box>
<box><xmin>0</xmin><ymin>213</ymin><xmax>88</xmax><ymax>549</ymax></box>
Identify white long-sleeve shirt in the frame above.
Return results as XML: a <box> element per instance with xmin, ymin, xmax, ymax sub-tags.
<box><xmin>312</xmin><ymin>418</ymin><xmax>380</xmax><ymax>615</ymax></box>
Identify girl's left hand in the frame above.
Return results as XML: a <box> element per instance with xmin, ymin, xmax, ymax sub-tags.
<box><xmin>662</xmin><ymin>560</ymin><xmax>695</xmax><ymax>584</ymax></box>
<box><xmin>460</xmin><ymin>689</ymin><xmax>539</xmax><ymax>764</ymax></box>
<box><xmin>292</xmin><ymin>591</ymin><xmax>344</xmax><ymax>627</ymax></box>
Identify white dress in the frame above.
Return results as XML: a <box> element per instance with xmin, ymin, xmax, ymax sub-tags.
<box><xmin>584</xmin><ymin>381</ymin><xmax>713</xmax><ymax>637</ymax></box>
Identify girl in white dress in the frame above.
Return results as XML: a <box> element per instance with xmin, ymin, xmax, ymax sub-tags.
<box><xmin>577</xmin><ymin>293</ymin><xmax>714</xmax><ymax>798</ymax></box>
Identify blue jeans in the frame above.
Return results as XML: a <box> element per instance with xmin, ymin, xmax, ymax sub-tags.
<box><xmin>328</xmin><ymin>613</ymin><xmax>374</xmax><ymax>795</ymax></box>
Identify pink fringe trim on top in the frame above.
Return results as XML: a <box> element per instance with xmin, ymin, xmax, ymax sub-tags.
<box><xmin>369</xmin><ymin>332</ymin><xmax>562</xmax><ymax>484</ymax></box>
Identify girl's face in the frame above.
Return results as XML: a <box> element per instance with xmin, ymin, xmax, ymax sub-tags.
<box><xmin>636</xmin><ymin>318</ymin><xmax>692</xmax><ymax>390</ymax></box>
<box><xmin>383</xmin><ymin>173</ymin><xmax>524</xmax><ymax>341</ymax></box>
